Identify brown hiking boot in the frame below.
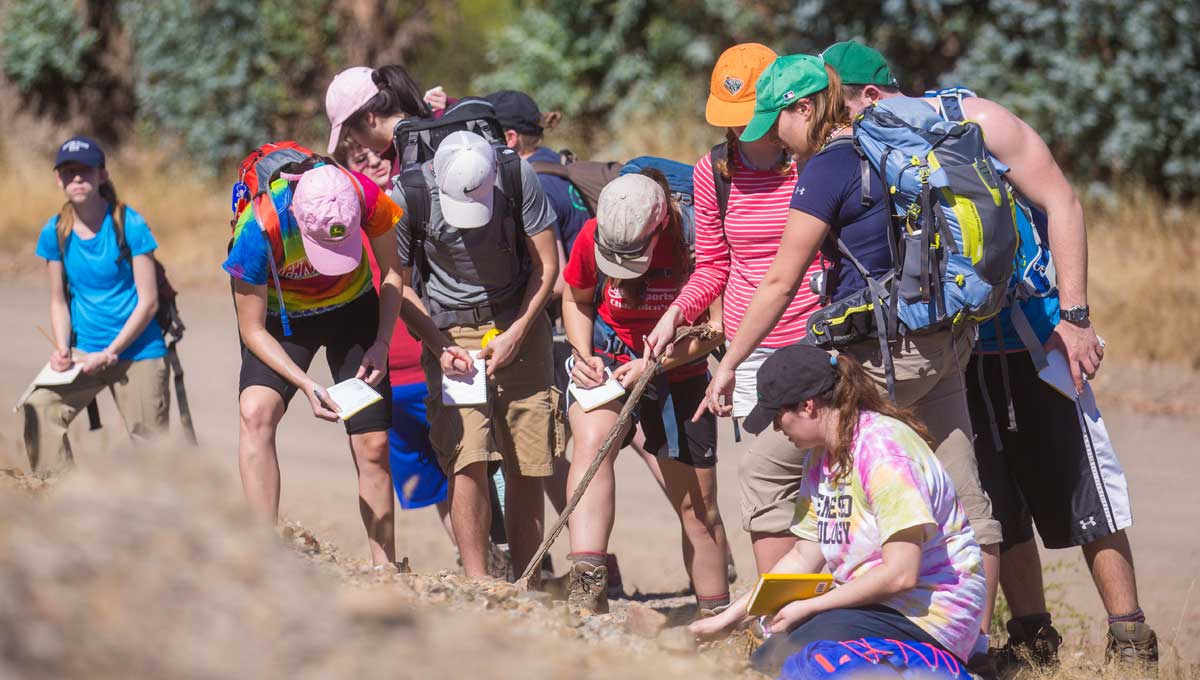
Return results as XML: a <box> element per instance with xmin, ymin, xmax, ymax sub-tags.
<box><xmin>993</xmin><ymin>618</ymin><xmax>1061</xmax><ymax>678</ymax></box>
<box><xmin>1105</xmin><ymin>621</ymin><xmax>1158</xmax><ymax>675</ymax></box>
<box><xmin>566</xmin><ymin>560</ymin><xmax>609</xmax><ymax>615</ymax></box>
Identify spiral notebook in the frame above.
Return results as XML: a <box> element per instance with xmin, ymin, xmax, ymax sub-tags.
<box><xmin>568</xmin><ymin>370</ymin><xmax>625</xmax><ymax>412</ymax></box>
<box><xmin>326</xmin><ymin>378</ymin><xmax>384</xmax><ymax>421</ymax></box>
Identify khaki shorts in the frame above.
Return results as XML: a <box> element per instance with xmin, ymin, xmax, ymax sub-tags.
<box><xmin>738</xmin><ymin>328</ymin><xmax>1001</xmax><ymax>547</ymax></box>
<box><xmin>421</xmin><ymin>314</ymin><xmax>563</xmax><ymax>478</ymax></box>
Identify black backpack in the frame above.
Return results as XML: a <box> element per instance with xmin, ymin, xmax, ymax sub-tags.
<box><xmin>57</xmin><ymin>207</ymin><xmax>196</xmax><ymax>444</ymax></box>
<box><xmin>393</xmin><ymin>98</ymin><xmax>525</xmax><ymax>294</ymax></box>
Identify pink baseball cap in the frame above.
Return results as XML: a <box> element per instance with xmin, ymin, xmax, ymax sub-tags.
<box><xmin>291</xmin><ymin>166</ymin><xmax>364</xmax><ymax>276</ymax></box>
<box><xmin>325</xmin><ymin>67</ymin><xmax>380</xmax><ymax>154</ymax></box>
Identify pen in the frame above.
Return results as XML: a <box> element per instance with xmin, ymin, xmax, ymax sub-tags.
<box><xmin>313</xmin><ymin>388</ymin><xmax>337</xmax><ymax>414</ymax></box>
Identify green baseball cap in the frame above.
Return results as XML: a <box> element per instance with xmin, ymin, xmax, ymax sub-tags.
<box><xmin>740</xmin><ymin>54</ymin><xmax>829</xmax><ymax>143</ymax></box>
<box><xmin>820</xmin><ymin>40</ymin><xmax>897</xmax><ymax>87</ymax></box>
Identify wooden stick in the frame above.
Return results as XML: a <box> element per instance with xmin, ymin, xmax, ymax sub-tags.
<box><xmin>517</xmin><ymin>324</ymin><xmax>715</xmax><ymax>587</ymax></box>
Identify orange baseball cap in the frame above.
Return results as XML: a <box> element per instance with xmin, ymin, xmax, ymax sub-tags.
<box><xmin>705</xmin><ymin>43</ymin><xmax>779</xmax><ymax>128</ymax></box>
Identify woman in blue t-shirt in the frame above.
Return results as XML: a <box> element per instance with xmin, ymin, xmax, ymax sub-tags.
<box><xmin>24</xmin><ymin>136</ymin><xmax>169</xmax><ymax>476</ymax></box>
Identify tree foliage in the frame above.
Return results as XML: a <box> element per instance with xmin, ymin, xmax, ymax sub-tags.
<box><xmin>0</xmin><ymin>0</ymin><xmax>97</xmax><ymax>92</ymax></box>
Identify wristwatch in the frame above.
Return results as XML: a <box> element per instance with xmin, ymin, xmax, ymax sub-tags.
<box><xmin>1061</xmin><ymin>305</ymin><xmax>1090</xmax><ymax>325</ymax></box>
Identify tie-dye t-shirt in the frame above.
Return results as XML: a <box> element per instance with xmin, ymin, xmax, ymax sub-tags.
<box><xmin>223</xmin><ymin>170</ymin><xmax>402</xmax><ymax>317</ymax></box>
<box><xmin>790</xmin><ymin>411</ymin><xmax>985</xmax><ymax>661</ymax></box>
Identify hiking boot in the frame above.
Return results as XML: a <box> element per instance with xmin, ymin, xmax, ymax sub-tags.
<box><xmin>993</xmin><ymin>617</ymin><xmax>1062</xmax><ymax>678</ymax></box>
<box><xmin>1105</xmin><ymin>621</ymin><xmax>1158</xmax><ymax>674</ymax></box>
<box><xmin>695</xmin><ymin>603</ymin><xmax>730</xmax><ymax>622</ymax></box>
<box><xmin>605</xmin><ymin>553</ymin><xmax>624</xmax><ymax>600</ymax></box>
<box><xmin>487</xmin><ymin>542</ymin><xmax>513</xmax><ymax>581</ymax></box>
<box><xmin>566</xmin><ymin>561</ymin><xmax>609</xmax><ymax>615</ymax></box>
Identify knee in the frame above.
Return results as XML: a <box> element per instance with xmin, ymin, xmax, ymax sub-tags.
<box><xmin>353</xmin><ymin>430</ymin><xmax>391</xmax><ymax>467</ymax></box>
<box><xmin>238</xmin><ymin>394</ymin><xmax>281</xmax><ymax>438</ymax></box>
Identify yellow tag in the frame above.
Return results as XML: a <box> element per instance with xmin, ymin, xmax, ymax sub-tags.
<box><xmin>481</xmin><ymin>329</ymin><xmax>501</xmax><ymax>349</ymax></box>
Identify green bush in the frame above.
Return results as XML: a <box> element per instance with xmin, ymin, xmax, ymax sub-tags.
<box><xmin>0</xmin><ymin>0</ymin><xmax>97</xmax><ymax>92</ymax></box>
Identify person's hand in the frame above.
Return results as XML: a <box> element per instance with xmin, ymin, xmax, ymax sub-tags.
<box><xmin>612</xmin><ymin>357</ymin><xmax>651</xmax><ymax>389</ymax></box>
<box><xmin>768</xmin><ymin>599</ymin><xmax>816</xmax><ymax>635</ymax></box>
<box><xmin>440</xmin><ymin>345</ymin><xmax>475</xmax><ymax>378</ymax></box>
<box><xmin>49</xmin><ymin>347</ymin><xmax>74</xmax><ymax>372</ymax></box>
<box><xmin>1045</xmin><ymin>319</ymin><xmax>1104</xmax><ymax>394</ymax></box>
<box><xmin>688</xmin><ymin>605</ymin><xmax>741</xmax><ymax>641</ymax></box>
<box><xmin>480</xmin><ymin>330</ymin><xmax>522</xmax><ymax>377</ymax></box>
<box><xmin>423</xmin><ymin>86</ymin><xmax>447</xmax><ymax>113</ymax></box>
<box><xmin>646</xmin><ymin>307</ymin><xmax>684</xmax><ymax>359</ymax></box>
<box><xmin>356</xmin><ymin>340</ymin><xmax>389</xmax><ymax>386</ymax></box>
<box><xmin>304</xmin><ymin>381</ymin><xmax>341</xmax><ymax>423</ymax></box>
<box><xmin>80</xmin><ymin>350</ymin><xmax>117</xmax><ymax>375</ymax></box>
<box><xmin>570</xmin><ymin>354</ymin><xmax>607</xmax><ymax>388</ymax></box>
<box><xmin>694</xmin><ymin>362</ymin><xmax>735</xmax><ymax>421</ymax></box>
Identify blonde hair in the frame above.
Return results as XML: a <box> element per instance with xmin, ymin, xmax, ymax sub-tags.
<box><xmin>57</xmin><ymin>179</ymin><xmax>122</xmax><ymax>244</ymax></box>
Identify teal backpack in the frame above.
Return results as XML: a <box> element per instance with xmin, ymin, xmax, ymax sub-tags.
<box><xmin>806</xmin><ymin>92</ymin><xmax>1020</xmax><ymax>395</ymax></box>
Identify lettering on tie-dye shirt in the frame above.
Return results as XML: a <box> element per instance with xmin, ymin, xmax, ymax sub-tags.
<box><xmin>790</xmin><ymin>411</ymin><xmax>986</xmax><ymax>662</ymax></box>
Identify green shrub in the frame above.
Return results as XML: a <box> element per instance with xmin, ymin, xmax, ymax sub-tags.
<box><xmin>0</xmin><ymin>0</ymin><xmax>97</xmax><ymax>92</ymax></box>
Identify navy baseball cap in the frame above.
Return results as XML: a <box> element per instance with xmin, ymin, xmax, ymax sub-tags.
<box><xmin>485</xmin><ymin>90</ymin><xmax>543</xmax><ymax>136</ymax></box>
<box><xmin>742</xmin><ymin>344</ymin><xmax>840</xmax><ymax>435</ymax></box>
<box><xmin>54</xmin><ymin>136</ymin><xmax>106</xmax><ymax>170</ymax></box>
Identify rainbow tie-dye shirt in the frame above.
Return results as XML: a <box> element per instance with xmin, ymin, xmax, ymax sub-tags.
<box><xmin>791</xmin><ymin>411</ymin><xmax>985</xmax><ymax>661</ymax></box>
<box><xmin>223</xmin><ymin>171</ymin><xmax>402</xmax><ymax>317</ymax></box>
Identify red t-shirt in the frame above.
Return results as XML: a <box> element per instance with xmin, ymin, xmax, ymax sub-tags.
<box><xmin>563</xmin><ymin>218</ymin><xmax>706</xmax><ymax>381</ymax></box>
<box><xmin>366</xmin><ymin>247</ymin><xmax>424</xmax><ymax>386</ymax></box>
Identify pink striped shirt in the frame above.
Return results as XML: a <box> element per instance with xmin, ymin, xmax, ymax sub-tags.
<box><xmin>672</xmin><ymin>152</ymin><xmax>823</xmax><ymax>348</ymax></box>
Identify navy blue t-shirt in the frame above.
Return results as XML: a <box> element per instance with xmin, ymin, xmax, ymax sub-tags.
<box><xmin>789</xmin><ymin>141</ymin><xmax>893</xmax><ymax>302</ymax></box>
<box><xmin>528</xmin><ymin>146</ymin><xmax>591</xmax><ymax>257</ymax></box>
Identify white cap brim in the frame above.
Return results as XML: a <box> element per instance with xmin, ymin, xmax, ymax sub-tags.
<box><xmin>440</xmin><ymin>190</ymin><xmax>495</xmax><ymax>230</ymax></box>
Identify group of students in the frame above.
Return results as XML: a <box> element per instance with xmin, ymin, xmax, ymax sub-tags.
<box><xmin>27</xmin><ymin>36</ymin><xmax>1159</xmax><ymax>678</ymax></box>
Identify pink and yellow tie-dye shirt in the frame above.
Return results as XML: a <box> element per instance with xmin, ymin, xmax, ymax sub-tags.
<box><xmin>790</xmin><ymin>411</ymin><xmax>985</xmax><ymax>661</ymax></box>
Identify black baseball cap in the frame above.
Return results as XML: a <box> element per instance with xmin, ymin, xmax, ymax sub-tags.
<box><xmin>485</xmin><ymin>90</ymin><xmax>543</xmax><ymax>136</ymax></box>
<box><xmin>742</xmin><ymin>344</ymin><xmax>840</xmax><ymax>435</ymax></box>
<box><xmin>54</xmin><ymin>135</ymin><xmax>106</xmax><ymax>170</ymax></box>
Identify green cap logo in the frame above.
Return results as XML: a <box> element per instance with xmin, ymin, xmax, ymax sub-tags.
<box><xmin>329</xmin><ymin>224</ymin><xmax>347</xmax><ymax>238</ymax></box>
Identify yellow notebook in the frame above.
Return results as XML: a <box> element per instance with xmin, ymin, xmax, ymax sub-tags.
<box><xmin>745</xmin><ymin>573</ymin><xmax>834</xmax><ymax>616</ymax></box>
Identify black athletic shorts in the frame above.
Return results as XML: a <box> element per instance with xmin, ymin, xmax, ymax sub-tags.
<box><xmin>239</xmin><ymin>291</ymin><xmax>392</xmax><ymax>435</ymax></box>
<box><xmin>967</xmin><ymin>351</ymin><xmax>1132</xmax><ymax>550</ymax></box>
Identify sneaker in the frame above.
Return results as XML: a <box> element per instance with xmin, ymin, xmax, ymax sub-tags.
<box><xmin>1105</xmin><ymin>621</ymin><xmax>1158</xmax><ymax>674</ymax></box>
<box><xmin>605</xmin><ymin>553</ymin><xmax>624</xmax><ymax>599</ymax></box>
<box><xmin>993</xmin><ymin>618</ymin><xmax>1062</xmax><ymax>677</ymax></box>
<box><xmin>566</xmin><ymin>560</ymin><xmax>609</xmax><ymax>615</ymax></box>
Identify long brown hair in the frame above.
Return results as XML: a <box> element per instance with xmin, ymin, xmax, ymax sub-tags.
<box><xmin>786</xmin><ymin>64</ymin><xmax>851</xmax><ymax>158</ymax></box>
<box><xmin>610</xmin><ymin>168</ymin><xmax>690</xmax><ymax>306</ymax></box>
<box><xmin>713</xmin><ymin>128</ymin><xmax>790</xmax><ymax>181</ymax></box>
<box><xmin>817</xmin><ymin>353</ymin><xmax>933</xmax><ymax>483</ymax></box>
<box><xmin>57</xmin><ymin>178</ymin><xmax>123</xmax><ymax>244</ymax></box>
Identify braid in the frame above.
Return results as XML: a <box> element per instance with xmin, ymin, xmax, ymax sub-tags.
<box><xmin>713</xmin><ymin>128</ymin><xmax>738</xmax><ymax>180</ymax></box>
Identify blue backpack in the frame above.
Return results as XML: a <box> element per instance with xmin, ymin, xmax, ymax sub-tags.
<box><xmin>620</xmin><ymin>155</ymin><xmax>698</xmax><ymax>248</ymax></box>
<box><xmin>805</xmin><ymin>92</ymin><xmax>1020</xmax><ymax>395</ymax></box>
<box><xmin>780</xmin><ymin>638</ymin><xmax>970</xmax><ymax>680</ymax></box>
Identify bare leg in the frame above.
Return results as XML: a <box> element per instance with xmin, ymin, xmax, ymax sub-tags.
<box><xmin>503</xmin><ymin>471</ymin><xmax>545</xmax><ymax>579</ymax></box>
<box><xmin>450</xmin><ymin>461</ymin><xmax>492</xmax><ymax>578</ymax></box>
<box><xmin>982</xmin><ymin>543</ymin><xmax>1000</xmax><ymax>633</ymax></box>
<box><xmin>436</xmin><ymin>499</ymin><xmax>457</xmax><ymax>547</ymax></box>
<box><xmin>661</xmin><ymin>458</ymin><xmax>729</xmax><ymax>600</ymax></box>
<box><xmin>348</xmin><ymin>430</ymin><xmax>395</xmax><ymax>566</ymax></box>
<box><xmin>237</xmin><ymin>386</ymin><xmax>286</xmax><ymax>520</ymax></box>
<box><xmin>1000</xmin><ymin>538</ymin><xmax>1049</xmax><ymax>618</ymax></box>
<box><xmin>1082</xmin><ymin>530</ymin><xmax>1140</xmax><ymax>617</ymax></box>
<box><xmin>565</xmin><ymin>402</ymin><xmax>621</xmax><ymax>555</ymax></box>
<box><xmin>751</xmin><ymin>533</ymin><xmax>796</xmax><ymax>574</ymax></box>
<box><xmin>544</xmin><ymin>455</ymin><xmax>571</xmax><ymax>516</ymax></box>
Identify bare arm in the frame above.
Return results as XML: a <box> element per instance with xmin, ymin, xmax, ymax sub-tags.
<box><xmin>551</xmin><ymin>236</ymin><xmax>568</xmax><ymax>299</ymax></box>
<box><xmin>46</xmin><ymin>260</ymin><xmax>73</xmax><ymax>369</ymax></box>
<box><xmin>660</xmin><ymin>297</ymin><xmax>726</xmax><ymax>371</ymax></box>
<box><xmin>965</xmin><ymin>97</ymin><xmax>1101</xmax><ymax>390</ymax></box>
<box><xmin>361</xmin><ymin>231</ymin><xmax>406</xmax><ymax>385</ymax></box>
<box><xmin>479</xmin><ymin>228</ymin><xmax>559</xmax><ymax>376</ymax></box>
<box><xmin>233</xmin><ymin>279</ymin><xmax>338</xmax><ymax>421</ymax></box>
<box><xmin>561</xmin><ymin>283</ymin><xmax>606</xmax><ymax>388</ymax></box>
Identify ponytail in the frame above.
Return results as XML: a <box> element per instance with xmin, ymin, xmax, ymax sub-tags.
<box><xmin>818</xmin><ymin>353</ymin><xmax>933</xmax><ymax>483</ymax></box>
<box><xmin>98</xmin><ymin>180</ymin><xmax>125</xmax><ymax>232</ymax></box>
<box><xmin>347</xmin><ymin>64</ymin><xmax>430</xmax><ymax>129</ymax></box>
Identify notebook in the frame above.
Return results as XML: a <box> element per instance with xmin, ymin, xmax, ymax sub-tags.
<box><xmin>33</xmin><ymin>361</ymin><xmax>82</xmax><ymax>387</ymax></box>
<box><xmin>1037</xmin><ymin>349</ymin><xmax>1079</xmax><ymax>400</ymax></box>
<box><xmin>745</xmin><ymin>573</ymin><xmax>835</xmax><ymax>616</ymax></box>
<box><xmin>326</xmin><ymin>378</ymin><xmax>384</xmax><ymax>421</ymax></box>
<box><xmin>442</xmin><ymin>351</ymin><xmax>488</xmax><ymax>406</ymax></box>
<box><xmin>568</xmin><ymin>370</ymin><xmax>626</xmax><ymax>412</ymax></box>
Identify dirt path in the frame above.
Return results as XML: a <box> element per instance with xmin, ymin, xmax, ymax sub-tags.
<box><xmin>3</xmin><ymin>280</ymin><xmax>1197</xmax><ymax>670</ymax></box>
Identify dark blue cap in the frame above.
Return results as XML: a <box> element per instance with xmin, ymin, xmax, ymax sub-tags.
<box><xmin>742</xmin><ymin>345</ymin><xmax>840</xmax><ymax>435</ymax></box>
<box><xmin>54</xmin><ymin>136</ymin><xmax>106</xmax><ymax>170</ymax></box>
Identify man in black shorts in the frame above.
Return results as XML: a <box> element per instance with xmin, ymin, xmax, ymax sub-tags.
<box><xmin>224</xmin><ymin>163</ymin><xmax>406</xmax><ymax>568</ymax></box>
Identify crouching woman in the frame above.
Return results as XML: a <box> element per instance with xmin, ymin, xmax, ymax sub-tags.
<box><xmin>691</xmin><ymin>344</ymin><xmax>985</xmax><ymax>674</ymax></box>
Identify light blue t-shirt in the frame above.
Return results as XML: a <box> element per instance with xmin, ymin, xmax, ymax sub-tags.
<box><xmin>35</xmin><ymin>206</ymin><xmax>167</xmax><ymax>361</ymax></box>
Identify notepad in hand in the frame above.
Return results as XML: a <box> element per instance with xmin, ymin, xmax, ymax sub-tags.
<box><xmin>33</xmin><ymin>361</ymin><xmax>82</xmax><ymax>387</ymax></box>
<box><xmin>326</xmin><ymin>378</ymin><xmax>384</xmax><ymax>421</ymax></box>
<box><xmin>568</xmin><ymin>370</ymin><xmax>626</xmax><ymax>412</ymax></box>
<box><xmin>746</xmin><ymin>573</ymin><xmax>834</xmax><ymax>616</ymax></box>
<box><xmin>442</xmin><ymin>351</ymin><xmax>488</xmax><ymax>406</ymax></box>
<box><xmin>1037</xmin><ymin>349</ymin><xmax>1079</xmax><ymax>400</ymax></box>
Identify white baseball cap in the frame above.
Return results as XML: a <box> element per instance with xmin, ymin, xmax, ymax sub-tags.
<box><xmin>594</xmin><ymin>174</ymin><xmax>667</xmax><ymax>279</ymax></box>
<box><xmin>433</xmin><ymin>131</ymin><xmax>498</xmax><ymax>229</ymax></box>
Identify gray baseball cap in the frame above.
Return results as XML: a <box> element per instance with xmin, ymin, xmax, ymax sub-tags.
<box><xmin>594</xmin><ymin>174</ymin><xmax>667</xmax><ymax>279</ymax></box>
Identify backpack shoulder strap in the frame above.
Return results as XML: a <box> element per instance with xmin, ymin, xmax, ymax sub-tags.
<box><xmin>496</xmin><ymin>147</ymin><xmax>525</xmax><ymax>235</ymax></box>
<box><xmin>399</xmin><ymin>166</ymin><xmax>432</xmax><ymax>285</ymax></box>
<box><xmin>928</xmin><ymin>86</ymin><xmax>976</xmax><ymax>123</ymax></box>
<box><xmin>708</xmin><ymin>142</ymin><xmax>731</xmax><ymax>225</ymax></box>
